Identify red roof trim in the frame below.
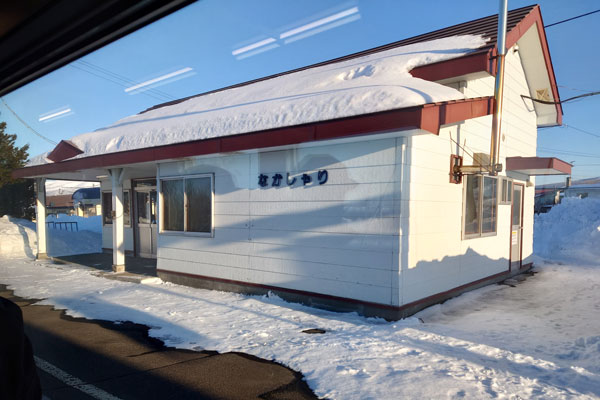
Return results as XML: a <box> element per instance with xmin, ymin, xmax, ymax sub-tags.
<box><xmin>13</xmin><ymin>97</ymin><xmax>493</xmax><ymax>179</ymax></box>
<box><xmin>46</xmin><ymin>140</ymin><xmax>83</xmax><ymax>162</ymax></box>
<box><xmin>411</xmin><ymin>50</ymin><xmax>494</xmax><ymax>82</ymax></box>
<box><xmin>506</xmin><ymin>156</ymin><xmax>572</xmax><ymax>175</ymax></box>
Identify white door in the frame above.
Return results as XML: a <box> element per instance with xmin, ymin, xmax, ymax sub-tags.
<box><xmin>135</xmin><ymin>189</ymin><xmax>157</xmax><ymax>258</ymax></box>
<box><xmin>510</xmin><ymin>184</ymin><xmax>524</xmax><ymax>271</ymax></box>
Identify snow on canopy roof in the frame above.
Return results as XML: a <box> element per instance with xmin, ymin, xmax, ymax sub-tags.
<box><xmin>45</xmin><ymin>180</ymin><xmax>99</xmax><ymax>196</ymax></box>
<box><xmin>29</xmin><ymin>34</ymin><xmax>487</xmax><ymax>166</ymax></box>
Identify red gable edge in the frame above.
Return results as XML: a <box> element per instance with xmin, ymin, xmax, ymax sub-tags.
<box><xmin>411</xmin><ymin>5</ymin><xmax>562</xmax><ymax>125</ymax></box>
<box><xmin>46</xmin><ymin>140</ymin><xmax>83</xmax><ymax>162</ymax></box>
<box><xmin>506</xmin><ymin>5</ymin><xmax>562</xmax><ymax>124</ymax></box>
<box><xmin>13</xmin><ymin>97</ymin><xmax>493</xmax><ymax>179</ymax></box>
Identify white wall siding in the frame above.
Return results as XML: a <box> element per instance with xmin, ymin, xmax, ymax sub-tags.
<box><xmin>401</xmin><ymin>46</ymin><xmax>538</xmax><ymax>305</ymax></box>
<box><xmin>157</xmin><ymin>137</ymin><xmax>406</xmax><ymax>305</ymax></box>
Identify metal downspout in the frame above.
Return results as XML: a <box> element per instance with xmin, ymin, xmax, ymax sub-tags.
<box><xmin>454</xmin><ymin>0</ymin><xmax>508</xmax><ymax>178</ymax></box>
<box><xmin>489</xmin><ymin>0</ymin><xmax>508</xmax><ymax>175</ymax></box>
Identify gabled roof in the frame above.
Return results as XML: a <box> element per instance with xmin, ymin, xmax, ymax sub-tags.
<box><xmin>14</xmin><ymin>4</ymin><xmax>560</xmax><ymax>179</ymax></box>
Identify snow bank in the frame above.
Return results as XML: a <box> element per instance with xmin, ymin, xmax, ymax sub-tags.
<box><xmin>534</xmin><ymin>197</ymin><xmax>600</xmax><ymax>265</ymax></box>
<box><xmin>45</xmin><ymin>214</ymin><xmax>102</xmax><ymax>256</ymax></box>
<box><xmin>29</xmin><ymin>34</ymin><xmax>487</xmax><ymax>166</ymax></box>
<box><xmin>0</xmin><ymin>216</ymin><xmax>36</xmax><ymax>259</ymax></box>
<box><xmin>0</xmin><ymin>215</ymin><xmax>101</xmax><ymax>258</ymax></box>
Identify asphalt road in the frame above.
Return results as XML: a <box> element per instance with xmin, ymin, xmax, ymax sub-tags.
<box><xmin>0</xmin><ymin>285</ymin><xmax>318</xmax><ymax>400</ymax></box>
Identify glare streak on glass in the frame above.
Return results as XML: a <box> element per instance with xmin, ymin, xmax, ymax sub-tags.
<box><xmin>185</xmin><ymin>177</ymin><xmax>212</xmax><ymax>233</ymax></box>
<box><xmin>38</xmin><ymin>108</ymin><xmax>72</xmax><ymax>122</ymax></box>
<box><xmin>283</xmin><ymin>14</ymin><xmax>361</xmax><ymax>44</ymax></box>
<box><xmin>162</xmin><ymin>179</ymin><xmax>184</xmax><ymax>231</ymax></box>
<box><xmin>279</xmin><ymin>7</ymin><xmax>359</xmax><ymax>39</ymax></box>
<box><xmin>232</xmin><ymin>38</ymin><xmax>277</xmax><ymax>56</ymax></box>
<box><xmin>125</xmin><ymin>67</ymin><xmax>194</xmax><ymax>93</ymax></box>
<box><xmin>235</xmin><ymin>43</ymin><xmax>280</xmax><ymax>60</ymax></box>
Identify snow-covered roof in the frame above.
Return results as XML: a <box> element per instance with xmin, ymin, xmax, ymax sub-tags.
<box><xmin>29</xmin><ymin>34</ymin><xmax>487</xmax><ymax>167</ymax></box>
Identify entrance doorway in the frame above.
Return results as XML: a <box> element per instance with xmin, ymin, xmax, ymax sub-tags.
<box><xmin>510</xmin><ymin>183</ymin><xmax>524</xmax><ymax>271</ymax></box>
<box><xmin>133</xmin><ymin>179</ymin><xmax>157</xmax><ymax>258</ymax></box>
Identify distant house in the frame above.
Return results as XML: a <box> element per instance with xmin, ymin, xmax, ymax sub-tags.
<box><xmin>72</xmin><ymin>187</ymin><xmax>101</xmax><ymax>217</ymax></box>
<box><xmin>564</xmin><ymin>183</ymin><xmax>600</xmax><ymax>199</ymax></box>
<box><xmin>534</xmin><ymin>187</ymin><xmax>562</xmax><ymax>214</ymax></box>
<box><xmin>43</xmin><ymin>180</ymin><xmax>100</xmax><ymax>217</ymax></box>
<box><xmin>45</xmin><ymin>194</ymin><xmax>74</xmax><ymax>216</ymax></box>
<box><xmin>15</xmin><ymin>5</ymin><xmax>571</xmax><ymax>319</ymax></box>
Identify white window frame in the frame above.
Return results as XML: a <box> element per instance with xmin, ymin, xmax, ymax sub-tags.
<box><xmin>159</xmin><ymin>173</ymin><xmax>214</xmax><ymax>237</ymax></box>
<box><xmin>462</xmin><ymin>175</ymin><xmax>498</xmax><ymax>239</ymax></box>
<box><xmin>499</xmin><ymin>177</ymin><xmax>513</xmax><ymax>205</ymax></box>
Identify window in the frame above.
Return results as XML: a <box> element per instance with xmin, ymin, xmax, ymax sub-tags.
<box><xmin>160</xmin><ymin>174</ymin><xmax>213</xmax><ymax>235</ymax></box>
<box><xmin>102</xmin><ymin>192</ymin><xmax>112</xmax><ymax>225</ymax></box>
<box><xmin>499</xmin><ymin>177</ymin><xmax>512</xmax><ymax>205</ymax></box>
<box><xmin>463</xmin><ymin>175</ymin><xmax>497</xmax><ymax>238</ymax></box>
<box><xmin>101</xmin><ymin>191</ymin><xmax>131</xmax><ymax>226</ymax></box>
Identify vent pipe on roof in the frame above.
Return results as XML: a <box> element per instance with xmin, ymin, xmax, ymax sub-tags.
<box><xmin>453</xmin><ymin>0</ymin><xmax>507</xmax><ymax>178</ymax></box>
<box><xmin>489</xmin><ymin>0</ymin><xmax>508</xmax><ymax>175</ymax></box>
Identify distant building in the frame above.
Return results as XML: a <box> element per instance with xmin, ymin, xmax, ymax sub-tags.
<box><xmin>564</xmin><ymin>183</ymin><xmax>600</xmax><ymax>199</ymax></box>
<box><xmin>72</xmin><ymin>187</ymin><xmax>101</xmax><ymax>217</ymax></box>
<box><xmin>46</xmin><ymin>195</ymin><xmax>74</xmax><ymax>216</ymax></box>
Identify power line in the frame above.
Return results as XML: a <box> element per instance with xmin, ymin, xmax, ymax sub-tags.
<box><xmin>69</xmin><ymin>62</ymin><xmax>175</xmax><ymax>103</ymax></box>
<box><xmin>521</xmin><ymin>91</ymin><xmax>600</xmax><ymax>105</ymax></box>
<box><xmin>538</xmin><ymin>147</ymin><xmax>600</xmax><ymax>159</ymax></box>
<box><xmin>558</xmin><ymin>85</ymin><xmax>599</xmax><ymax>93</ymax></box>
<box><xmin>564</xmin><ymin>124</ymin><xmax>600</xmax><ymax>139</ymax></box>
<box><xmin>544</xmin><ymin>9</ymin><xmax>600</xmax><ymax>28</ymax></box>
<box><xmin>0</xmin><ymin>97</ymin><xmax>58</xmax><ymax>145</ymax></box>
<box><xmin>75</xmin><ymin>60</ymin><xmax>175</xmax><ymax>101</ymax></box>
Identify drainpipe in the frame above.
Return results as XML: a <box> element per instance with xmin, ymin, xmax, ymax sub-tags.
<box><xmin>489</xmin><ymin>0</ymin><xmax>508</xmax><ymax>175</ymax></box>
<box><xmin>455</xmin><ymin>0</ymin><xmax>507</xmax><ymax>176</ymax></box>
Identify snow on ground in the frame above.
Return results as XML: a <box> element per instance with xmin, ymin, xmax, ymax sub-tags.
<box><xmin>47</xmin><ymin>214</ymin><xmax>102</xmax><ymax>234</ymax></box>
<box><xmin>28</xmin><ymin>34</ymin><xmax>487</xmax><ymax>166</ymax></box>
<box><xmin>1</xmin><ymin>198</ymin><xmax>600</xmax><ymax>398</ymax></box>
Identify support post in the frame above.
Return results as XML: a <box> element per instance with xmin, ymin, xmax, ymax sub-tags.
<box><xmin>110</xmin><ymin>168</ymin><xmax>125</xmax><ymax>272</ymax></box>
<box><xmin>35</xmin><ymin>178</ymin><xmax>48</xmax><ymax>259</ymax></box>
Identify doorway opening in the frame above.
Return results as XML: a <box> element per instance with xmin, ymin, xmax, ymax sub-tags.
<box><xmin>133</xmin><ymin>179</ymin><xmax>157</xmax><ymax>258</ymax></box>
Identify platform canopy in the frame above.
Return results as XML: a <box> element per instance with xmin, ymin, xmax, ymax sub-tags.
<box><xmin>506</xmin><ymin>157</ymin><xmax>572</xmax><ymax>176</ymax></box>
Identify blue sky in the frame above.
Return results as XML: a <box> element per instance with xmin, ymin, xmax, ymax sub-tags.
<box><xmin>1</xmin><ymin>0</ymin><xmax>598</xmax><ymax>184</ymax></box>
